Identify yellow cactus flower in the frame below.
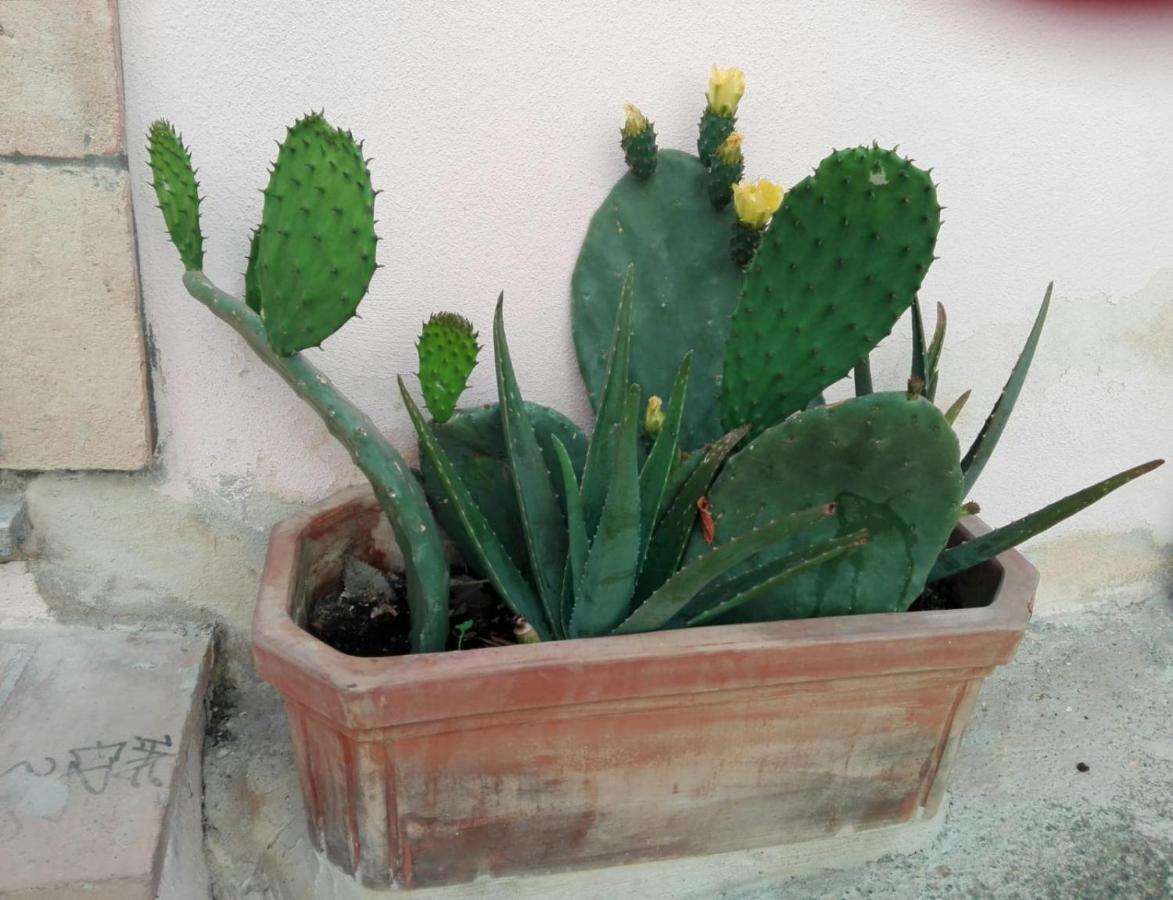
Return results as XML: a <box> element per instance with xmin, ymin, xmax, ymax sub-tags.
<box><xmin>623</xmin><ymin>103</ymin><xmax>651</xmax><ymax>138</ymax></box>
<box><xmin>706</xmin><ymin>66</ymin><xmax>746</xmax><ymax>116</ymax></box>
<box><xmin>732</xmin><ymin>179</ymin><xmax>785</xmax><ymax>230</ymax></box>
<box><xmin>715</xmin><ymin>132</ymin><xmax>744</xmax><ymax>166</ymax></box>
<box><xmin>644</xmin><ymin>395</ymin><xmax>665</xmax><ymax>436</ymax></box>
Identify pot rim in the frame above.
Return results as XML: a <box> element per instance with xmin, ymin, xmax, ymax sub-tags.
<box><xmin>252</xmin><ymin>485</ymin><xmax>1037</xmax><ymax>730</ymax></box>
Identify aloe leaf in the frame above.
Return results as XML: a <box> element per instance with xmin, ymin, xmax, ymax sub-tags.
<box><xmin>398</xmin><ymin>376</ymin><xmax>551</xmax><ymax>638</ymax></box>
<box><xmin>943</xmin><ymin>389</ymin><xmax>971</xmax><ymax>426</ymax></box>
<box><xmin>925</xmin><ymin>301</ymin><xmax>946</xmax><ymax>401</ymax></box>
<box><xmin>910</xmin><ymin>297</ymin><xmax>927</xmax><ymax>385</ymax></box>
<box><xmin>494</xmin><ymin>296</ymin><xmax>567</xmax><ymax>630</ymax></box>
<box><xmin>551</xmin><ymin>435</ymin><xmax>586</xmax><ymax>638</ymax></box>
<box><xmin>638</xmin><ymin>353</ymin><xmax>692</xmax><ymax>563</ymax></box>
<box><xmin>931</xmin><ymin>459</ymin><xmax>1164</xmax><ymax>581</ymax></box>
<box><xmin>580</xmin><ymin>266</ymin><xmax>635</xmax><ymax>538</ymax></box>
<box><xmin>961</xmin><ymin>284</ymin><xmax>1051</xmax><ymax>496</ymax></box>
<box><xmin>854</xmin><ymin>356</ymin><xmax>873</xmax><ymax>396</ymax></box>
<box><xmin>685</xmin><ymin>531</ymin><xmax>869</xmax><ymax>627</ymax></box>
<box><xmin>570</xmin><ymin>385</ymin><xmax>643</xmax><ymax>637</ymax></box>
<box><xmin>633</xmin><ymin>425</ymin><xmax>750</xmax><ymax>601</ymax></box>
<box><xmin>615</xmin><ymin>503</ymin><xmax>839</xmax><ymax>634</ymax></box>
<box><xmin>659</xmin><ymin>450</ymin><xmax>704</xmax><ymax>519</ymax></box>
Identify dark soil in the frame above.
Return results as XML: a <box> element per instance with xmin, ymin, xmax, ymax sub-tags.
<box><xmin>307</xmin><ymin>563</ymin><xmax>518</xmax><ymax>658</ymax></box>
<box><xmin>309</xmin><ymin>557</ymin><xmax>982</xmax><ymax>658</ymax></box>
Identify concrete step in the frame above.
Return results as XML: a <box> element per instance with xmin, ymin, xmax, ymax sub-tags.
<box><xmin>0</xmin><ymin>626</ymin><xmax>213</xmax><ymax>899</ymax></box>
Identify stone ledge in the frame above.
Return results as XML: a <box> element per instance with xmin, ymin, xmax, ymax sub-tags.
<box><xmin>0</xmin><ymin>626</ymin><xmax>213</xmax><ymax>899</ymax></box>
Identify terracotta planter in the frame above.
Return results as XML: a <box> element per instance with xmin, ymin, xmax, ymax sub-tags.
<box><xmin>252</xmin><ymin>485</ymin><xmax>1037</xmax><ymax>889</ymax></box>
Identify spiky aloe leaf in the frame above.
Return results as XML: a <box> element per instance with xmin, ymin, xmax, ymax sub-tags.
<box><xmin>638</xmin><ymin>353</ymin><xmax>692</xmax><ymax>561</ymax></box>
<box><xmin>633</xmin><ymin>425</ymin><xmax>749</xmax><ymax>601</ymax></box>
<box><xmin>257</xmin><ymin>112</ymin><xmax>377</xmax><ymax>356</ymax></box>
<box><xmin>494</xmin><ymin>297</ymin><xmax>567</xmax><ymax>632</ymax></box>
<box><xmin>926</xmin><ymin>302</ymin><xmax>947</xmax><ymax>400</ymax></box>
<box><xmin>685</xmin><ymin>531</ymin><xmax>869</xmax><ymax>627</ymax></box>
<box><xmin>570</xmin><ymin>385</ymin><xmax>643</xmax><ymax>637</ymax></box>
<box><xmin>418</xmin><ymin>312</ymin><xmax>480</xmax><ymax>424</ymax></box>
<box><xmin>615</xmin><ymin>504</ymin><xmax>840</xmax><ymax>634</ymax></box>
<box><xmin>962</xmin><ymin>284</ymin><xmax>1051</xmax><ymax>495</ymax></box>
<box><xmin>580</xmin><ymin>266</ymin><xmax>635</xmax><ymax>537</ymax></box>
<box><xmin>911</xmin><ymin>298</ymin><xmax>928</xmax><ymax>385</ymax></box>
<box><xmin>854</xmin><ymin>357</ymin><xmax>873</xmax><ymax>397</ymax></box>
<box><xmin>147</xmin><ymin>120</ymin><xmax>204</xmax><ymax>271</ymax></box>
<box><xmin>552</xmin><ymin>436</ymin><xmax>588</xmax><ymax>637</ymax></box>
<box><xmin>931</xmin><ymin>459</ymin><xmax>1164</xmax><ymax>581</ymax></box>
<box><xmin>944</xmin><ymin>389</ymin><xmax>971</xmax><ymax>426</ymax></box>
<box><xmin>399</xmin><ymin>376</ymin><xmax>552</xmax><ymax>638</ymax></box>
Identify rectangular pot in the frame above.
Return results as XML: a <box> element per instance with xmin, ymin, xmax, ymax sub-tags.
<box><xmin>252</xmin><ymin>486</ymin><xmax>1037</xmax><ymax>889</ymax></box>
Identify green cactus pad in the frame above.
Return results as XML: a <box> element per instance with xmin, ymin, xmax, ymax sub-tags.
<box><xmin>147</xmin><ymin>120</ymin><xmax>204</xmax><ymax>271</ymax></box>
<box><xmin>244</xmin><ymin>228</ymin><xmax>261</xmax><ymax>313</ymax></box>
<box><xmin>256</xmin><ymin>112</ymin><xmax>377</xmax><ymax>356</ymax></box>
<box><xmin>417</xmin><ymin>312</ymin><xmax>480</xmax><ymax>424</ymax></box>
<box><xmin>684</xmin><ymin>392</ymin><xmax>962</xmax><ymax>621</ymax></box>
<box><xmin>721</xmin><ymin>146</ymin><xmax>941</xmax><ymax>435</ymax></box>
<box><xmin>421</xmin><ymin>402</ymin><xmax>587</xmax><ymax>583</ymax></box>
<box><xmin>572</xmin><ymin>149</ymin><xmax>743</xmax><ymax>449</ymax></box>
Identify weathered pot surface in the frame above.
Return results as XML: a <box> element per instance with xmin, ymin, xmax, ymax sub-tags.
<box><xmin>252</xmin><ymin>485</ymin><xmax>1037</xmax><ymax>889</ymax></box>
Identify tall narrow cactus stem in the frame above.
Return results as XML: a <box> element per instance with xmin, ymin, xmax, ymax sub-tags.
<box><xmin>181</xmin><ymin>270</ymin><xmax>450</xmax><ymax>653</ymax></box>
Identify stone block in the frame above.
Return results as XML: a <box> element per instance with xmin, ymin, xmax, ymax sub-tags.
<box><xmin>0</xmin><ymin>162</ymin><xmax>152</xmax><ymax>471</ymax></box>
<box><xmin>0</xmin><ymin>494</ymin><xmax>28</xmax><ymax>559</ymax></box>
<box><xmin>0</xmin><ymin>627</ymin><xmax>213</xmax><ymax>899</ymax></box>
<box><xmin>0</xmin><ymin>0</ymin><xmax>125</xmax><ymax>157</ymax></box>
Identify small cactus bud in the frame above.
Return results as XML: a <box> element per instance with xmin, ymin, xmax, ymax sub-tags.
<box><xmin>732</xmin><ymin>178</ymin><xmax>784</xmax><ymax>230</ymax></box>
<box><xmin>644</xmin><ymin>395</ymin><xmax>666</xmax><ymax>436</ymax></box>
<box><xmin>714</xmin><ymin>132</ymin><xmax>744</xmax><ymax>166</ymax></box>
<box><xmin>961</xmin><ymin>501</ymin><xmax>982</xmax><ymax>516</ymax></box>
<box><xmin>706</xmin><ymin>66</ymin><xmax>746</xmax><ymax>116</ymax></box>
<box><xmin>708</xmin><ymin>132</ymin><xmax>746</xmax><ymax>211</ymax></box>
<box><xmin>620</xmin><ymin>103</ymin><xmax>658</xmax><ymax>180</ymax></box>
<box><xmin>622</xmin><ymin>103</ymin><xmax>651</xmax><ymax>138</ymax></box>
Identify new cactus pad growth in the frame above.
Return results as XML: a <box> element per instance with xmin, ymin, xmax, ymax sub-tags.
<box><xmin>417</xmin><ymin>312</ymin><xmax>480</xmax><ymax>424</ymax></box>
<box><xmin>147</xmin><ymin>121</ymin><xmax>203</xmax><ymax>271</ymax></box>
<box><xmin>707</xmin><ymin>132</ymin><xmax>744</xmax><ymax>210</ymax></box>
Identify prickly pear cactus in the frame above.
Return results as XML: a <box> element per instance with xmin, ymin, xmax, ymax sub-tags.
<box><xmin>421</xmin><ymin>402</ymin><xmax>587</xmax><ymax>581</ymax></box>
<box><xmin>147</xmin><ymin>121</ymin><xmax>203</xmax><ymax>271</ymax></box>
<box><xmin>255</xmin><ymin>112</ymin><xmax>377</xmax><ymax>356</ymax></box>
<box><xmin>683</xmin><ymin>392</ymin><xmax>962</xmax><ymax>621</ymax></box>
<box><xmin>417</xmin><ymin>313</ymin><xmax>480</xmax><ymax>424</ymax></box>
<box><xmin>572</xmin><ymin>149</ymin><xmax>742</xmax><ymax>449</ymax></box>
<box><xmin>721</xmin><ymin>146</ymin><xmax>941</xmax><ymax>435</ymax></box>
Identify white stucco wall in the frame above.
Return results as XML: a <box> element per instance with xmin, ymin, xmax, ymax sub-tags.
<box><xmin>116</xmin><ymin>0</ymin><xmax>1173</xmax><ymax>605</ymax></box>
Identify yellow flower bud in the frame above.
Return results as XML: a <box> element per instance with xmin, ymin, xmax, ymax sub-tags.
<box><xmin>623</xmin><ymin>103</ymin><xmax>651</xmax><ymax>138</ymax></box>
<box><xmin>644</xmin><ymin>395</ymin><xmax>665</xmax><ymax>436</ymax></box>
<box><xmin>715</xmin><ymin>132</ymin><xmax>743</xmax><ymax>166</ymax></box>
<box><xmin>706</xmin><ymin>66</ymin><xmax>746</xmax><ymax>117</ymax></box>
<box><xmin>732</xmin><ymin>178</ymin><xmax>784</xmax><ymax>230</ymax></box>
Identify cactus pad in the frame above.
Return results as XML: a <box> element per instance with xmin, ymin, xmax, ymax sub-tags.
<box><xmin>256</xmin><ymin>112</ymin><xmax>377</xmax><ymax>356</ymax></box>
<box><xmin>721</xmin><ymin>146</ymin><xmax>941</xmax><ymax>435</ymax></box>
<box><xmin>684</xmin><ymin>392</ymin><xmax>962</xmax><ymax>621</ymax></box>
<box><xmin>417</xmin><ymin>312</ymin><xmax>480</xmax><ymax>424</ymax></box>
<box><xmin>421</xmin><ymin>402</ymin><xmax>587</xmax><ymax>581</ymax></box>
<box><xmin>147</xmin><ymin>120</ymin><xmax>203</xmax><ymax>271</ymax></box>
<box><xmin>572</xmin><ymin>149</ymin><xmax>743</xmax><ymax>449</ymax></box>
